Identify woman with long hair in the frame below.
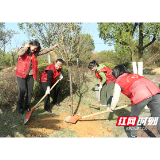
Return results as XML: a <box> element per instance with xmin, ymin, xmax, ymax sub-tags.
<box><xmin>15</xmin><ymin>40</ymin><xmax>58</xmax><ymax>114</ymax></box>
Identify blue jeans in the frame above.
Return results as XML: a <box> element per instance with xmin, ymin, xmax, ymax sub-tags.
<box><xmin>130</xmin><ymin>94</ymin><xmax>160</xmax><ymax>137</ymax></box>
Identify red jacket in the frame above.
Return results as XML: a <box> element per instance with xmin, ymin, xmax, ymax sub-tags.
<box><xmin>95</xmin><ymin>67</ymin><xmax>115</xmax><ymax>84</ymax></box>
<box><xmin>15</xmin><ymin>47</ymin><xmax>38</xmax><ymax>80</ymax></box>
<box><xmin>40</xmin><ymin>62</ymin><xmax>62</xmax><ymax>84</ymax></box>
<box><xmin>115</xmin><ymin>73</ymin><xmax>160</xmax><ymax>105</ymax></box>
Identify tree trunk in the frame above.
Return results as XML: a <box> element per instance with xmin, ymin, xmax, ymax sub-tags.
<box><xmin>77</xmin><ymin>58</ymin><xmax>79</xmax><ymax>67</ymax></box>
<box><xmin>138</xmin><ymin>23</ymin><xmax>143</xmax><ymax>62</ymax></box>
<box><xmin>68</xmin><ymin>64</ymin><xmax>73</xmax><ymax>116</ymax></box>
<box><xmin>129</xmin><ymin>36</ymin><xmax>136</xmax><ymax>62</ymax></box>
<box><xmin>48</xmin><ymin>53</ymin><xmax>51</xmax><ymax>63</ymax></box>
<box><xmin>3</xmin><ymin>42</ymin><xmax>5</xmax><ymax>53</ymax></box>
<box><xmin>12</xmin><ymin>55</ymin><xmax>14</xmax><ymax>66</ymax></box>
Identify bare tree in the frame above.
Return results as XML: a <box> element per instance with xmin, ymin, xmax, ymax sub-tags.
<box><xmin>0</xmin><ymin>23</ymin><xmax>19</xmax><ymax>67</ymax></box>
<box><xmin>0</xmin><ymin>50</ymin><xmax>3</xmax><ymax>67</ymax></box>
<box><xmin>143</xmin><ymin>42</ymin><xmax>160</xmax><ymax>67</ymax></box>
<box><xmin>55</xmin><ymin>23</ymin><xmax>95</xmax><ymax>116</ymax></box>
<box><xmin>1</xmin><ymin>29</ymin><xmax>18</xmax><ymax>52</ymax></box>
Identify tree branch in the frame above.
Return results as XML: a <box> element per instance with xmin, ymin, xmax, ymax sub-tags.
<box><xmin>119</xmin><ymin>41</ymin><xmax>129</xmax><ymax>46</ymax></box>
<box><xmin>143</xmin><ymin>30</ymin><xmax>149</xmax><ymax>39</ymax></box>
<box><xmin>143</xmin><ymin>36</ymin><xmax>156</xmax><ymax>50</ymax></box>
<box><xmin>131</xmin><ymin>23</ymin><xmax>138</xmax><ymax>36</ymax></box>
<box><xmin>71</xmin><ymin>40</ymin><xmax>80</xmax><ymax>60</ymax></box>
<box><xmin>143</xmin><ymin>25</ymin><xmax>159</xmax><ymax>50</ymax></box>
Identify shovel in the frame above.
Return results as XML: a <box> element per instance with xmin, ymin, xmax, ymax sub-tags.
<box><xmin>64</xmin><ymin>104</ymin><xmax>131</xmax><ymax>124</ymax></box>
<box><xmin>97</xmin><ymin>86</ymin><xmax>101</xmax><ymax>108</ymax></box>
<box><xmin>23</xmin><ymin>79</ymin><xmax>61</xmax><ymax>125</ymax></box>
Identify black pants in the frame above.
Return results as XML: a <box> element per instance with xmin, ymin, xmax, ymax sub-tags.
<box><xmin>130</xmin><ymin>94</ymin><xmax>160</xmax><ymax>137</ymax></box>
<box><xmin>41</xmin><ymin>82</ymin><xmax>60</xmax><ymax>110</ymax></box>
<box><xmin>16</xmin><ymin>75</ymin><xmax>34</xmax><ymax>108</ymax></box>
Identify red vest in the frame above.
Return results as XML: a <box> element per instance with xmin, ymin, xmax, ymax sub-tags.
<box><xmin>115</xmin><ymin>73</ymin><xmax>160</xmax><ymax>105</ymax></box>
<box><xmin>40</xmin><ymin>62</ymin><xmax>62</xmax><ymax>84</ymax></box>
<box><xmin>15</xmin><ymin>47</ymin><xmax>38</xmax><ymax>80</ymax></box>
<box><xmin>95</xmin><ymin>66</ymin><xmax>115</xmax><ymax>84</ymax></box>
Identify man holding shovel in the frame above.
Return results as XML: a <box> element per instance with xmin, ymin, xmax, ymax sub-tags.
<box><xmin>40</xmin><ymin>59</ymin><xmax>64</xmax><ymax>113</ymax></box>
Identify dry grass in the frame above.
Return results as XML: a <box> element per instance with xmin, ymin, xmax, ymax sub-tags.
<box><xmin>151</xmin><ymin>68</ymin><xmax>160</xmax><ymax>75</ymax></box>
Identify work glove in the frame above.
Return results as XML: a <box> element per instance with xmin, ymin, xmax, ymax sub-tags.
<box><xmin>98</xmin><ymin>84</ymin><xmax>102</xmax><ymax>89</ymax></box>
<box><xmin>45</xmin><ymin>86</ymin><xmax>50</xmax><ymax>95</ymax></box>
<box><xmin>107</xmin><ymin>107</ymin><xmax>113</xmax><ymax>112</ymax></box>
<box><xmin>59</xmin><ymin>74</ymin><xmax>63</xmax><ymax>80</ymax></box>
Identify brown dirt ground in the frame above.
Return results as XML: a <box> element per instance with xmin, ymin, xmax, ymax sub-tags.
<box><xmin>150</xmin><ymin>74</ymin><xmax>160</xmax><ymax>82</ymax></box>
<box><xmin>24</xmin><ymin>103</ymin><xmax>114</xmax><ymax>137</ymax></box>
<box><xmin>1</xmin><ymin>66</ymin><xmax>17</xmax><ymax>72</ymax></box>
<box><xmin>151</xmin><ymin>68</ymin><xmax>160</xmax><ymax>75</ymax></box>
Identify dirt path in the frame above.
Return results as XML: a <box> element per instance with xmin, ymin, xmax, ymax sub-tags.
<box><xmin>146</xmin><ymin>74</ymin><xmax>160</xmax><ymax>84</ymax></box>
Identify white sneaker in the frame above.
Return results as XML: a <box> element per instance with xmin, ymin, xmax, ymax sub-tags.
<box><xmin>100</xmin><ymin>104</ymin><xmax>107</xmax><ymax>106</ymax></box>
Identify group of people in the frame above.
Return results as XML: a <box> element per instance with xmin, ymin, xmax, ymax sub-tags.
<box><xmin>15</xmin><ymin>40</ymin><xmax>160</xmax><ymax>138</ymax></box>
<box><xmin>88</xmin><ymin>60</ymin><xmax>160</xmax><ymax>137</ymax></box>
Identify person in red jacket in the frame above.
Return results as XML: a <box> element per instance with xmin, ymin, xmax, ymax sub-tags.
<box><xmin>88</xmin><ymin>60</ymin><xmax>115</xmax><ymax>108</ymax></box>
<box><xmin>40</xmin><ymin>59</ymin><xmax>64</xmax><ymax>113</ymax></box>
<box><xmin>108</xmin><ymin>64</ymin><xmax>160</xmax><ymax>137</ymax></box>
<box><xmin>15</xmin><ymin>40</ymin><xmax>59</xmax><ymax>114</ymax></box>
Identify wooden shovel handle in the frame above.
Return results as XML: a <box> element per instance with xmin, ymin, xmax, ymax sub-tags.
<box><xmin>82</xmin><ymin>104</ymin><xmax>131</xmax><ymax>119</ymax></box>
<box><xmin>33</xmin><ymin>79</ymin><xmax>61</xmax><ymax>109</ymax></box>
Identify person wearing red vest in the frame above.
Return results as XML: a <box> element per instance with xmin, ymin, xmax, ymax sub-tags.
<box><xmin>15</xmin><ymin>40</ymin><xmax>59</xmax><ymax>114</ymax></box>
<box><xmin>88</xmin><ymin>60</ymin><xmax>115</xmax><ymax>108</ymax></box>
<box><xmin>108</xmin><ymin>64</ymin><xmax>160</xmax><ymax>137</ymax></box>
<box><xmin>40</xmin><ymin>59</ymin><xmax>64</xmax><ymax>113</ymax></box>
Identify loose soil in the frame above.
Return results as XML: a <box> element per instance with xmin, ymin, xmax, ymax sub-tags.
<box><xmin>24</xmin><ymin>103</ymin><xmax>114</xmax><ymax>137</ymax></box>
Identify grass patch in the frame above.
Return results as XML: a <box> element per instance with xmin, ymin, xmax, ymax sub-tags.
<box><xmin>49</xmin><ymin>129</ymin><xmax>78</xmax><ymax>137</ymax></box>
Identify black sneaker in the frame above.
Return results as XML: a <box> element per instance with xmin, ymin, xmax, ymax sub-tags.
<box><xmin>19</xmin><ymin>108</ymin><xmax>24</xmax><ymax>114</ymax></box>
<box><xmin>24</xmin><ymin>106</ymin><xmax>31</xmax><ymax>112</ymax></box>
<box><xmin>45</xmin><ymin>108</ymin><xmax>52</xmax><ymax>113</ymax></box>
<box><xmin>55</xmin><ymin>103</ymin><xmax>61</xmax><ymax>106</ymax></box>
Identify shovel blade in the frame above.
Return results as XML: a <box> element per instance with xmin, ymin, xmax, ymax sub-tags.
<box><xmin>64</xmin><ymin>115</ymin><xmax>82</xmax><ymax>124</ymax></box>
<box><xmin>23</xmin><ymin>107</ymin><xmax>36</xmax><ymax>125</ymax></box>
<box><xmin>24</xmin><ymin>119</ymin><xmax>29</xmax><ymax>125</ymax></box>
